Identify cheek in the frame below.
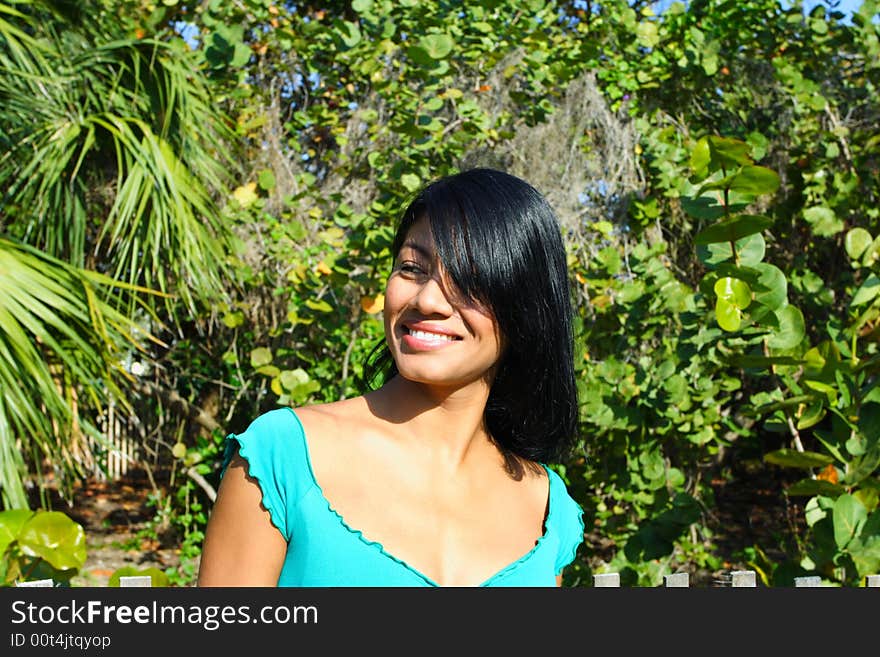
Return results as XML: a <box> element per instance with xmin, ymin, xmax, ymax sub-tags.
<box><xmin>382</xmin><ymin>281</ymin><xmax>405</xmax><ymax>332</ymax></box>
<box><xmin>465</xmin><ymin>311</ymin><xmax>502</xmax><ymax>352</ymax></box>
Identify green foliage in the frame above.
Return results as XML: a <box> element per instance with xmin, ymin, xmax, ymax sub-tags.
<box><xmin>0</xmin><ymin>240</ymin><xmax>161</xmax><ymax>508</ymax></box>
<box><xmin>688</xmin><ymin>134</ymin><xmax>880</xmax><ymax>586</ymax></box>
<box><xmin>0</xmin><ymin>509</ymin><xmax>87</xmax><ymax>586</ymax></box>
<box><xmin>0</xmin><ymin>0</ymin><xmax>236</xmax><ymax>507</ymax></box>
<box><xmin>137</xmin><ymin>427</ymin><xmax>227</xmax><ymax>587</ymax></box>
<box><xmin>3</xmin><ymin>0</ymin><xmax>880</xmax><ymax>587</ymax></box>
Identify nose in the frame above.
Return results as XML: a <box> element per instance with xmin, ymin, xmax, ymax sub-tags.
<box><xmin>411</xmin><ymin>274</ymin><xmax>454</xmax><ymax>316</ymax></box>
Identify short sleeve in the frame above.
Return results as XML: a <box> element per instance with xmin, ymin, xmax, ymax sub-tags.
<box><xmin>548</xmin><ymin>471</ymin><xmax>586</xmax><ymax>575</ymax></box>
<box><xmin>221</xmin><ymin>408</ymin><xmax>306</xmax><ymax>541</ymax></box>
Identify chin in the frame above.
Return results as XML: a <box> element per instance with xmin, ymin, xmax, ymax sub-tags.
<box><xmin>394</xmin><ymin>364</ymin><xmax>491</xmax><ymax>391</ymax></box>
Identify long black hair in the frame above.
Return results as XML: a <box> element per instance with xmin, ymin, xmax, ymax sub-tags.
<box><xmin>362</xmin><ymin>168</ymin><xmax>578</xmax><ymax>465</ymax></box>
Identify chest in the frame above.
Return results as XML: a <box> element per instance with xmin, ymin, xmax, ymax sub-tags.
<box><xmin>310</xmin><ymin>457</ymin><xmax>550</xmax><ymax>587</ymax></box>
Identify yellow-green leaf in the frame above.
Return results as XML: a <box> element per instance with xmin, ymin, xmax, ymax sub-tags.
<box><xmin>715</xmin><ymin>297</ymin><xmax>742</xmax><ymax>331</ymax></box>
<box><xmin>249</xmin><ymin>347</ymin><xmax>273</xmax><ymax>367</ymax></box>
<box><xmin>714</xmin><ymin>276</ymin><xmax>751</xmax><ymax>309</ymax></box>
<box><xmin>232</xmin><ymin>182</ymin><xmax>258</xmax><ymax>207</ymax></box>
<box><xmin>305</xmin><ymin>299</ymin><xmax>333</xmax><ymax>313</ymax></box>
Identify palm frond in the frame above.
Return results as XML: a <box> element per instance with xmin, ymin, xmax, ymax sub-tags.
<box><xmin>0</xmin><ymin>8</ymin><xmax>238</xmax><ymax>317</ymax></box>
<box><xmin>0</xmin><ymin>238</ymin><xmax>164</xmax><ymax>508</ymax></box>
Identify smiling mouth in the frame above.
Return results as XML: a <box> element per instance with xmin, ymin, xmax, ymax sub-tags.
<box><xmin>404</xmin><ymin>327</ymin><xmax>462</xmax><ymax>343</ymax></box>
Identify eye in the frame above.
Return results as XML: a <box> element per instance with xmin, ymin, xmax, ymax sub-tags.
<box><xmin>396</xmin><ymin>260</ymin><xmax>426</xmax><ymax>276</ymax></box>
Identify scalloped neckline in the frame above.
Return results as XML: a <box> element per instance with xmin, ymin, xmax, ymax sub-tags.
<box><xmin>285</xmin><ymin>407</ymin><xmax>554</xmax><ymax>587</ymax></box>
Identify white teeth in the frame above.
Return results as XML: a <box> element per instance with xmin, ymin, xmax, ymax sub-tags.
<box><xmin>409</xmin><ymin>329</ymin><xmax>456</xmax><ymax>343</ymax></box>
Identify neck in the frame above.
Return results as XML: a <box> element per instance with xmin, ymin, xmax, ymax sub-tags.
<box><xmin>364</xmin><ymin>375</ymin><xmax>498</xmax><ymax>471</ymax></box>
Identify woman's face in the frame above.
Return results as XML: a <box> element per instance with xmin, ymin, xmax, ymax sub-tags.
<box><xmin>383</xmin><ymin>217</ymin><xmax>503</xmax><ymax>391</ymax></box>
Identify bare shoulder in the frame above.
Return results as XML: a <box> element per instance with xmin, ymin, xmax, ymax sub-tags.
<box><xmin>294</xmin><ymin>396</ymin><xmax>372</xmax><ymax>438</ymax></box>
<box><xmin>293</xmin><ymin>397</ymin><xmax>376</xmax><ymax>465</ymax></box>
<box><xmin>508</xmin><ymin>458</ymin><xmax>552</xmax><ymax>507</ymax></box>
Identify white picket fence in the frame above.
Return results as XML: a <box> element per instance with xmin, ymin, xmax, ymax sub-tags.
<box><xmin>17</xmin><ymin>576</ymin><xmax>153</xmax><ymax>588</ymax></box>
<box><xmin>17</xmin><ymin>572</ymin><xmax>880</xmax><ymax>588</ymax></box>
<box><xmin>93</xmin><ymin>400</ymin><xmax>140</xmax><ymax>480</ymax></box>
<box><xmin>592</xmin><ymin>571</ymin><xmax>880</xmax><ymax>587</ymax></box>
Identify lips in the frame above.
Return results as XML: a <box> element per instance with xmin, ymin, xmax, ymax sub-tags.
<box><xmin>401</xmin><ymin>322</ymin><xmax>463</xmax><ymax>349</ymax></box>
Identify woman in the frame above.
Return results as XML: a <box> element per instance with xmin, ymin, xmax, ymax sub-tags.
<box><xmin>198</xmin><ymin>168</ymin><xmax>584</xmax><ymax>587</ymax></box>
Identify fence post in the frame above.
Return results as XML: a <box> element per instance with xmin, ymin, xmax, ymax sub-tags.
<box><xmin>794</xmin><ymin>576</ymin><xmax>822</xmax><ymax>587</ymax></box>
<box><xmin>664</xmin><ymin>572</ymin><xmax>689</xmax><ymax>587</ymax></box>
<box><xmin>730</xmin><ymin>570</ymin><xmax>757</xmax><ymax>587</ymax></box>
<box><xmin>866</xmin><ymin>575</ymin><xmax>880</xmax><ymax>588</ymax></box>
<box><xmin>119</xmin><ymin>576</ymin><xmax>153</xmax><ymax>587</ymax></box>
<box><xmin>16</xmin><ymin>579</ymin><xmax>54</xmax><ymax>587</ymax></box>
<box><xmin>593</xmin><ymin>573</ymin><xmax>620</xmax><ymax>587</ymax></box>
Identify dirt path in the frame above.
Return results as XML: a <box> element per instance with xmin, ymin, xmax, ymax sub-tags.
<box><xmin>61</xmin><ymin>474</ymin><xmax>185</xmax><ymax>587</ymax></box>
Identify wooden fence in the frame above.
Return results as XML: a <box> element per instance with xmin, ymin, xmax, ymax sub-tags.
<box><xmin>91</xmin><ymin>400</ymin><xmax>141</xmax><ymax>480</ymax></box>
<box><xmin>592</xmin><ymin>571</ymin><xmax>880</xmax><ymax>587</ymax></box>
<box><xmin>17</xmin><ymin>572</ymin><xmax>880</xmax><ymax>588</ymax></box>
<box><xmin>17</xmin><ymin>576</ymin><xmax>153</xmax><ymax>587</ymax></box>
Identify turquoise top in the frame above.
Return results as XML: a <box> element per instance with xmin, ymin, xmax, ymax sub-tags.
<box><xmin>222</xmin><ymin>407</ymin><xmax>585</xmax><ymax>587</ymax></box>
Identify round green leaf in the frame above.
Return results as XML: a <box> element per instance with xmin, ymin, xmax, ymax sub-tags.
<box><xmin>222</xmin><ymin>311</ymin><xmax>244</xmax><ymax>328</ymax></box>
<box><xmin>18</xmin><ymin>512</ymin><xmax>86</xmax><ymax>571</ymax></box>
<box><xmin>714</xmin><ymin>276</ymin><xmax>751</xmax><ymax>309</ymax></box>
<box><xmin>803</xmin><ymin>206</ymin><xmax>844</xmax><ymax>237</ymax></box>
<box><xmin>767</xmin><ymin>304</ymin><xmax>805</xmax><ymax>350</ymax></box>
<box><xmin>707</xmin><ymin>135</ymin><xmax>753</xmax><ymax>170</ymax></box>
<box><xmin>747</xmin><ymin>262</ymin><xmax>788</xmax><ymax>324</ymax></box>
<box><xmin>279</xmin><ymin>368</ymin><xmax>310</xmax><ymax>391</ymax></box>
<box><xmin>423</xmin><ymin>97</ymin><xmax>444</xmax><ymax>111</ymax></box>
<box><xmin>729</xmin><ymin>165</ymin><xmax>780</xmax><ymax>195</ymax></box>
<box><xmin>639</xmin><ymin>450</ymin><xmax>665</xmax><ymax>480</ymax></box>
<box><xmin>833</xmin><ymin>494</ymin><xmax>867</xmax><ymax>550</ymax></box>
<box><xmin>715</xmin><ymin>297</ymin><xmax>742</xmax><ymax>331</ymax></box>
<box><xmin>400</xmin><ymin>173</ymin><xmax>421</xmax><ymax>192</ymax></box>
<box><xmin>698</xmin><ymin>232</ymin><xmax>765</xmax><ymax>268</ymax></box>
<box><xmin>617</xmin><ymin>280</ymin><xmax>646</xmax><ymax>303</ymax></box>
<box><xmin>257</xmin><ymin>169</ymin><xmax>276</xmax><ymax>191</ymax></box>
<box><xmin>419</xmin><ymin>33</ymin><xmax>454</xmax><ymax>60</ymax></box>
<box><xmin>810</xmin><ymin>18</ymin><xmax>829</xmax><ymax>35</ymax></box>
<box><xmin>230</xmin><ymin>42</ymin><xmax>251</xmax><ymax>68</ymax></box>
<box><xmin>249</xmin><ymin>347</ymin><xmax>273</xmax><ymax>368</ymax></box>
<box><xmin>351</xmin><ymin>0</ymin><xmax>374</xmax><ymax>14</ymax></box>
<box><xmin>0</xmin><ymin>509</ymin><xmax>34</xmax><ymax>556</ymax></box>
<box><xmin>746</xmin><ymin>131</ymin><xmax>769</xmax><ymax>160</ymax></box>
<box><xmin>845</xmin><ymin>227</ymin><xmax>873</xmax><ymax>261</ymax></box>
<box><xmin>636</xmin><ymin>21</ymin><xmax>659</xmax><ymax>48</ymax></box>
<box><xmin>751</xmin><ymin>263</ymin><xmax>787</xmax><ymax>311</ymax></box>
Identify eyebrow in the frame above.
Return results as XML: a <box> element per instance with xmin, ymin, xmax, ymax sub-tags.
<box><xmin>399</xmin><ymin>240</ymin><xmax>433</xmax><ymax>259</ymax></box>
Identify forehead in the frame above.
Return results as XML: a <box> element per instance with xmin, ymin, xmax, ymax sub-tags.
<box><xmin>398</xmin><ymin>217</ymin><xmax>436</xmax><ymax>254</ymax></box>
